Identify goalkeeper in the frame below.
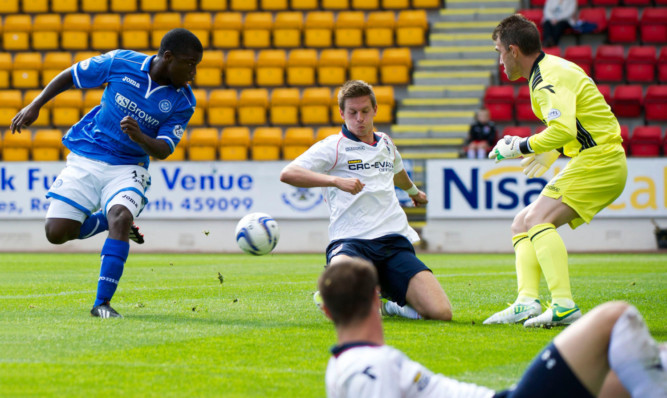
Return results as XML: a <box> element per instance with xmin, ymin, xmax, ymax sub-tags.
<box><xmin>484</xmin><ymin>14</ymin><xmax>627</xmax><ymax>328</ymax></box>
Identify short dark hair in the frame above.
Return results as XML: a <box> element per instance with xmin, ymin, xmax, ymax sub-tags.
<box><xmin>158</xmin><ymin>28</ymin><xmax>203</xmax><ymax>57</ymax></box>
<box><xmin>337</xmin><ymin>80</ymin><xmax>377</xmax><ymax>111</ymax></box>
<box><xmin>318</xmin><ymin>258</ymin><xmax>378</xmax><ymax>327</ymax></box>
<box><xmin>492</xmin><ymin>14</ymin><xmax>541</xmax><ymax>56</ymax></box>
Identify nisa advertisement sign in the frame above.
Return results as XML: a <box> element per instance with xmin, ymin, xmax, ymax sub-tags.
<box><xmin>426</xmin><ymin>159</ymin><xmax>667</xmax><ymax>219</ymax></box>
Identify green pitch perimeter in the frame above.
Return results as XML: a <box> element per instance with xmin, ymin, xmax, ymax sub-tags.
<box><xmin>1</xmin><ymin>253</ymin><xmax>665</xmax><ymax>397</ymax></box>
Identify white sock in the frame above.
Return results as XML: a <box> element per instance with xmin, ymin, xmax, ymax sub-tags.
<box><xmin>477</xmin><ymin>148</ymin><xmax>486</xmax><ymax>159</ymax></box>
<box><xmin>383</xmin><ymin>300</ymin><xmax>422</xmax><ymax>320</ymax></box>
<box><xmin>553</xmin><ymin>298</ymin><xmax>575</xmax><ymax>308</ymax></box>
<box><xmin>467</xmin><ymin>148</ymin><xmax>475</xmax><ymax>159</ymax></box>
<box><xmin>516</xmin><ymin>296</ymin><xmax>539</xmax><ymax>305</ymax></box>
<box><xmin>609</xmin><ymin>305</ymin><xmax>667</xmax><ymax>397</ymax></box>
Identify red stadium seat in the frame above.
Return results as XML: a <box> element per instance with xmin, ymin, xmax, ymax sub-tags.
<box><xmin>483</xmin><ymin>86</ymin><xmax>515</xmax><ymax>122</ymax></box>
<box><xmin>518</xmin><ymin>9</ymin><xmax>543</xmax><ymax>36</ymax></box>
<box><xmin>619</xmin><ymin>125</ymin><xmax>629</xmax><ymax>154</ymax></box>
<box><xmin>630</xmin><ymin>126</ymin><xmax>661</xmax><ymax>157</ymax></box>
<box><xmin>659</xmin><ymin>47</ymin><xmax>667</xmax><ymax>83</ymax></box>
<box><xmin>543</xmin><ymin>46</ymin><xmax>561</xmax><ymax>57</ymax></box>
<box><xmin>597</xmin><ymin>84</ymin><xmax>612</xmax><ymax>105</ymax></box>
<box><xmin>644</xmin><ymin>85</ymin><xmax>667</xmax><ymax>122</ymax></box>
<box><xmin>502</xmin><ymin>126</ymin><xmax>532</xmax><ymax>138</ymax></box>
<box><xmin>626</xmin><ymin>46</ymin><xmax>656</xmax><ymax>83</ymax></box>
<box><xmin>594</xmin><ymin>45</ymin><xmax>624</xmax><ymax>83</ymax></box>
<box><xmin>590</xmin><ymin>0</ymin><xmax>619</xmax><ymax>6</ymax></box>
<box><xmin>640</xmin><ymin>8</ymin><xmax>667</xmax><ymax>44</ymax></box>
<box><xmin>612</xmin><ymin>85</ymin><xmax>643</xmax><ymax>118</ymax></box>
<box><xmin>564</xmin><ymin>45</ymin><xmax>593</xmax><ymax>76</ymax></box>
<box><xmin>608</xmin><ymin>7</ymin><xmax>639</xmax><ymax>43</ymax></box>
<box><xmin>623</xmin><ymin>0</ymin><xmax>650</xmax><ymax>6</ymax></box>
<box><xmin>515</xmin><ymin>86</ymin><xmax>538</xmax><ymax>122</ymax></box>
<box><xmin>578</xmin><ymin>8</ymin><xmax>608</xmax><ymax>34</ymax></box>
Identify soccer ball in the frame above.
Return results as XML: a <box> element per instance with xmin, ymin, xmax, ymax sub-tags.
<box><xmin>234</xmin><ymin>212</ymin><xmax>280</xmax><ymax>255</ymax></box>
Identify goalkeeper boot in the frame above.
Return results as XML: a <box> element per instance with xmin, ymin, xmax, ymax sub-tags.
<box><xmin>524</xmin><ymin>302</ymin><xmax>581</xmax><ymax>328</ymax></box>
<box><xmin>483</xmin><ymin>299</ymin><xmax>542</xmax><ymax>325</ymax></box>
<box><xmin>90</xmin><ymin>302</ymin><xmax>123</xmax><ymax>319</ymax></box>
<box><xmin>129</xmin><ymin>223</ymin><xmax>144</xmax><ymax>244</ymax></box>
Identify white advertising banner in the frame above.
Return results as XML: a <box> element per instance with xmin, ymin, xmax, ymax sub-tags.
<box><xmin>0</xmin><ymin>161</ymin><xmax>330</xmax><ymax>219</ymax></box>
<box><xmin>426</xmin><ymin>158</ymin><xmax>667</xmax><ymax>219</ymax></box>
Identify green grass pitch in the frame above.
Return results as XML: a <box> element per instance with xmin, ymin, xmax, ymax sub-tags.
<box><xmin>1</xmin><ymin>252</ymin><xmax>665</xmax><ymax>397</ymax></box>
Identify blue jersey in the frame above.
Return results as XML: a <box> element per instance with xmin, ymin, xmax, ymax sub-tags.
<box><xmin>65</xmin><ymin>49</ymin><xmax>195</xmax><ymax>168</ymax></box>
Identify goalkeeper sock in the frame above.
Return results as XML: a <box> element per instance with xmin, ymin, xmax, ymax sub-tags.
<box><xmin>78</xmin><ymin>210</ymin><xmax>108</xmax><ymax>239</ymax></box>
<box><xmin>94</xmin><ymin>238</ymin><xmax>129</xmax><ymax>307</ymax></box>
<box><xmin>609</xmin><ymin>305</ymin><xmax>667</xmax><ymax>397</ymax></box>
<box><xmin>513</xmin><ymin>233</ymin><xmax>540</xmax><ymax>302</ymax></box>
<box><xmin>528</xmin><ymin>223</ymin><xmax>573</xmax><ymax>305</ymax></box>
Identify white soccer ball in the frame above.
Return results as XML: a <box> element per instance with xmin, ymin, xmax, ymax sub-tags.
<box><xmin>234</xmin><ymin>212</ymin><xmax>280</xmax><ymax>255</ymax></box>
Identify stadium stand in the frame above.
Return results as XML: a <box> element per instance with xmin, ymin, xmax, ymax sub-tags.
<box><xmin>2</xmin><ymin>129</ymin><xmax>31</xmax><ymax>161</ymax></box>
<box><xmin>188</xmin><ymin>128</ymin><xmax>219</xmax><ymax>161</ymax></box>
<box><xmin>630</xmin><ymin>126</ymin><xmax>662</xmax><ymax>157</ymax></box>
<box><xmin>283</xmin><ymin>127</ymin><xmax>314</xmax><ymax>160</ymax></box>
<box><xmin>251</xmin><ymin>127</ymin><xmax>282</xmax><ymax>160</ymax></box>
<box><xmin>32</xmin><ymin>129</ymin><xmax>63</xmax><ymax>161</ymax></box>
<box><xmin>220</xmin><ymin>127</ymin><xmax>251</xmax><ymax>160</ymax></box>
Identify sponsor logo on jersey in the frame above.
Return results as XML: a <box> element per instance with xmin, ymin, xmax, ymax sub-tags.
<box><xmin>122</xmin><ymin>76</ymin><xmax>140</xmax><ymax>88</ymax></box>
<box><xmin>345</xmin><ymin>146</ymin><xmax>365</xmax><ymax>151</ymax></box>
<box><xmin>159</xmin><ymin>99</ymin><xmax>172</xmax><ymax>113</ymax></box>
<box><xmin>114</xmin><ymin>93</ymin><xmax>160</xmax><ymax>127</ymax></box>
<box><xmin>546</xmin><ymin>108</ymin><xmax>561</xmax><ymax>121</ymax></box>
<box><xmin>348</xmin><ymin>160</ymin><xmax>394</xmax><ymax>171</ymax></box>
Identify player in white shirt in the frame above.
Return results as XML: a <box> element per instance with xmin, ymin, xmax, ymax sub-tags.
<box><xmin>280</xmin><ymin>80</ymin><xmax>452</xmax><ymax>321</ymax></box>
<box><xmin>320</xmin><ymin>258</ymin><xmax>666</xmax><ymax>398</ymax></box>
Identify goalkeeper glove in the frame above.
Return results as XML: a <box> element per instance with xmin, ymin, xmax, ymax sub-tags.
<box><xmin>488</xmin><ymin>136</ymin><xmax>525</xmax><ymax>163</ymax></box>
<box><xmin>520</xmin><ymin>149</ymin><xmax>560</xmax><ymax>178</ymax></box>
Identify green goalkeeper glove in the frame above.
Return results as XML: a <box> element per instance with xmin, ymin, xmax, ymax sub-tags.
<box><xmin>520</xmin><ymin>149</ymin><xmax>560</xmax><ymax>178</ymax></box>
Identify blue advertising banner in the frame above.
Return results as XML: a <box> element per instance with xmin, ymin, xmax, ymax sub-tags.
<box><xmin>0</xmin><ymin>161</ymin><xmax>330</xmax><ymax>219</ymax></box>
<box><xmin>426</xmin><ymin>158</ymin><xmax>667</xmax><ymax>218</ymax></box>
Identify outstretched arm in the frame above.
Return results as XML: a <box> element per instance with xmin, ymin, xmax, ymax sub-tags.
<box><xmin>393</xmin><ymin>169</ymin><xmax>427</xmax><ymax>207</ymax></box>
<box><xmin>11</xmin><ymin>68</ymin><xmax>74</xmax><ymax>133</ymax></box>
<box><xmin>280</xmin><ymin>163</ymin><xmax>364</xmax><ymax>195</ymax></box>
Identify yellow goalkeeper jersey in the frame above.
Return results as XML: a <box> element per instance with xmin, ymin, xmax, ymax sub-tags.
<box><xmin>528</xmin><ymin>52</ymin><xmax>622</xmax><ymax>158</ymax></box>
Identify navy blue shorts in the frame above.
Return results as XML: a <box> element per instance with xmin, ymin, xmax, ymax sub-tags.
<box><xmin>325</xmin><ymin>234</ymin><xmax>430</xmax><ymax>306</ymax></box>
<box><xmin>494</xmin><ymin>343</ymin><xmax>593</xmax><ymax>398</ymax></box>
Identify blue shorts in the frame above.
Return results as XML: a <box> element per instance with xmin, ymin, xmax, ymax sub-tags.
<box><xmin>494</xmin><ymin>343</ymin><xmax>593</xmax><ymax>398</ymax></box>
<box><xmin>325</xmin><ymin>234</ymin><xmax>430</xmax><ymax>306</ymax></box>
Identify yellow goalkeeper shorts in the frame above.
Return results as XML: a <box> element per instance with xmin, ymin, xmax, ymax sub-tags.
<box><xmin>542</xmin><ymin>143</ymin><xmax>627</xmax><ymax>229</ymax></box>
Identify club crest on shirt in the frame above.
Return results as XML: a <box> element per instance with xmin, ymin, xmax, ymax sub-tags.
<box><xmin>159</xmin><ymin>99</ymin><xmax>172</xmax><ymax>113</ymax></box>
<box><xmin>546</xmin><ymin>108</ymin><xmax>561</xmax><ymax>121</ymax></box>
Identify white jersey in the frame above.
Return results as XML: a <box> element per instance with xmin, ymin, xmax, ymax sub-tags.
<box><xmin>292</xmin><ymin>129</ymin><xmax>419</xmax><ymax>243</ymax></box>
<box><xmin>326</xmin><ymin>344</ymin><xmax>496</xmax><ymax>398</ymax></box>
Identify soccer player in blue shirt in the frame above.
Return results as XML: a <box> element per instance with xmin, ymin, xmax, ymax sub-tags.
<box><xmin>10</xmin><ymin>28</ymin><xmax>203</xmax><ymax>318</ymax></box>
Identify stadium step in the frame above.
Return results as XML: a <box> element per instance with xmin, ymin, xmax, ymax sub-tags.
<box><xmin>444</xmin><ymin>0</ymin><xmax>519</xmax><ymax>9</ymax></box>
<box><xmin>396</xmin><ymin>110</ymin><xmax>475</xmax><ymax>125</ymax></box>
<box><xmin>412</xmin><ymin>70</ymin><xmax>492</xmax><ymax>85</ymax></box>
<box><xmin>436</xmin><ymin>7</ymin><xmax>516</xmax><ymax>22</ymax></box>
<box><xmin>407</xmin><ymin>84</ymin><xmax>486</xmax><ymax>98</ymax></box>
<box><xmin>416</xmin><ymin>58</ymin><xmax>496</xmax><ymax>71</ymax></box>
<box><xmin>424</xmin><ymin>45</ymin><xmax>497</xmax><ymax>60</ymax></box>
<box><xmin>393</xmin><ymin>137</ymin><xmax>465</xmax><ymax>147</ymax></box>
<box><xmin>391</xmin><ymin>124</ymin><xmax>469</xmax><ymax>136</ymax></box>
<box><xmin>400</xmin><ymin>151</ymin><xmax>460</xmax><ymax>160</ymax></box>
<box><xmin>400</xmin><ymin>97</ymin><xmax>481</xmax><ymax>111</ymax></box>
<box><xmin>430</xmin><ymin>33</ymin><xmax>494</xmax><ymax>47</ymax></box>
<box><xmin>432</xmin><ymin>21</ymin><xmax>499</xmax><ymax>33</ymax></box>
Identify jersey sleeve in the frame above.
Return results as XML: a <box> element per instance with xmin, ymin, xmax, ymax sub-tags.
<box><xmin>157</xmin><ymin>107</ymin><xmax>193</xmax><ymax>153</ymax></box>
<box><xmin>528</xmin><ymin>80</ymin><xmax>578</xmax><ymax>154</ymax></box>
<box><xmin>71</xmin><ymin>50</ymin><xmax>117</xmax><ymax>89</ymax></box>
<box><xmin>292</xmin><ymin>137</ymin><xmax>338</xmax><ymax>173</ymax></box>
